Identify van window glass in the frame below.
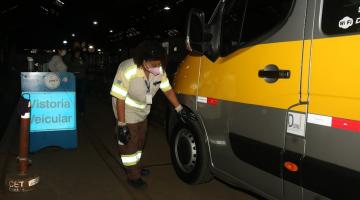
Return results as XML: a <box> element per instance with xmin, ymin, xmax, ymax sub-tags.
<box><xmin>241</xmin><ymin>0</ymin><xmax>294</xmax><ymax>43</ymax></box>
<box><xmin>220</xmin><ymin>0</ymin><xmax>294</xmax><ymax>56</ymax></box>
<box><xmin>322</xmin><ymin>0</ymin><xmax>360</xmax><ymax>35</ymax></box>
<box><xmin>220</xmin><ymin>0</ymin><xmax>247</xmax><ymax>56</ymax></box>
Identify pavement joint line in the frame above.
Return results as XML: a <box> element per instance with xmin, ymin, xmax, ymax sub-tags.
<box><xmin>143</xmin><ymin>163</ymin><xmax>172</xmax><ymax>168</ymax></box>
<box><xmin>89</xmin><ymin>134</ymin><xmax>153</xmax><ymax>200</ymax></box>
<box><xmin>84</xmin><ymin>119</ymin><xmax>153</xmax><ymax>200</ymax></box>
<box><xmin>84</xmin><ymin>129</ymin><xmax>140</xmax><ymax>200</ymax></box>
<box><xmin>0</xmin><ymin>109</ymin><xmax>20</xmax><ymax>193</ymax></box>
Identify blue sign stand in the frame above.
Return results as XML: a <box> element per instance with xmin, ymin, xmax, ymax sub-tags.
<box><xmin>21</xmin><ymin>72</ymin><xmax>77</xmax><ymax>152</ymax></box>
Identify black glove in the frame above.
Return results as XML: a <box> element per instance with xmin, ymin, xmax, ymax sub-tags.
<box><xmin>176</xmin><ymin>105</ymin><xmax>197</xmax><ymax>124</ymax></box>
<box><xmin>116</xmin><ymin>125</ymin><xmax>130</xmax><ymax>145</ymax></box>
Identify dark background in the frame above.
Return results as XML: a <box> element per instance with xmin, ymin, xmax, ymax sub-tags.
<box><xmin>0</xmin><ymin>0</ymin><xmax>219</xmax><ymax>49</ymax></box>
<box><xmin>0</xmin><ymin>0</ymin><xmax>219</xmax><ymax>139</ymax></box>
<box><xmin>0</xmin><ymin>0</ymin><xmax>220</xmax><ymax>80</ymax></box>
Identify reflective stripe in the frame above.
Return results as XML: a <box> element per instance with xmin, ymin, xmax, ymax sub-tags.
<box><xmin>121</xmin><ymin>151</ymin><xmax>142</xmax><ymax>167</ymax></box>
<box><xmin>111</xmin><ymin>85</ymin><xmax>127</xmax><ymax>97</ymax></box>
<box><xmin>125</xmin><ymin>97</ymin><xmax>146</xmax><ymax>109</ymax></box>
<box><xmin>124</xmin><ymin>65</ymin><xmax>137</xmax><ymax>80</ymax></box>
<box><xmin>21</xmin><ymin>112</ymin><xmax>30</xmax><ymax>119</ymax></box>
<box><xmin>122</xmin><ymin>159</ymin><xmax>138</xmax><ymax>166</ymax></box>
<box><xmin>160</xmin><ymin>79</ymin><xmax>171</xmax><ymax>90</ymax></box>
<box><xmin>121</xmin><ymin>153</ymin><xmax>139</xmax><ymax>167</ymax></box>
<box><xmin>136</xmin><ymin>150</ymin><xmax>142</xmax><ymax>160</ymax></box>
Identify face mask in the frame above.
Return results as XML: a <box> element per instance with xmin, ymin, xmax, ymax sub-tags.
<box><xmin>144</xmin><ymin>62</ymin><xmax>161</xmax><ymax>75</ymax></box>
<box><xmin>146</xmin><ymin>66</ymin><xmax>161</xmax><ymax>76</ymax></box>
<box><xmin>60</xmin><ymin>50</ymin><xmax>67</xmax><ymax>56</ymax></box>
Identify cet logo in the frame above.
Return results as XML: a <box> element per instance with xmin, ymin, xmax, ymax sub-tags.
<box><xmin>44</xmin><ymin>73</ymin><xmax>60</xmax><ymax>89</ymax></box>
<box><xmin>339</xmin><ymin>16</ymin><xmax>353</xmax><ymax>29</ymax></box>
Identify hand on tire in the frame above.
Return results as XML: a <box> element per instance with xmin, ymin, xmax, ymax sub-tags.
<box><xmin>177</xmin><ymin>105</ymin><xmax>197</xmax><ymax>124</ymax></box>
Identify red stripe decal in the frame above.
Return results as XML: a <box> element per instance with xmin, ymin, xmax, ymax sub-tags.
<box><xmin>332</xmin><ymin>118</ymin><xmax>360</xmax><ymax>132</ymax></box>
<box><xmin>207</xmin><ymin>98</ymin><xmax>219</xmax><ymax>105</ymax></box>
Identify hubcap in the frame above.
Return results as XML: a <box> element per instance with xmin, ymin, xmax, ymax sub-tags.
<box><xmin>174</xmin><ymin>128</ymin><xmax>197</xmax><ymax>173</ymax></box>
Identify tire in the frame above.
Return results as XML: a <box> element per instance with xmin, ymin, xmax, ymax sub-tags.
<box><xmin>170</xmin><ymin>120</ymin><xmax>213</xmax><ymax>184</ymax></box>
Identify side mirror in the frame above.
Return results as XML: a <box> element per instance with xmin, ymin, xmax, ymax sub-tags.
<box><xmin>186</xmin><ymin>9</ymin><xmax>207</xmax><ymax>55</ymax></box>
<box><xmin>186</xmin><ymin>1</ymin><xmax>225</xmax><ymax>62</ymax></box>
<box><xmin>205</xmin><ymin>0</ymin><xmax>225</xmax><ymax>62</ymax></box>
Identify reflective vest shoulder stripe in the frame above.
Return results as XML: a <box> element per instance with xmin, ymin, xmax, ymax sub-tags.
<box><xmin>111</xmin><ymin>84</ymin><xmax>128</xmax><ymax>98</ymax></box>
<box><xmin>160</xmin><ymin>79</ymin><xmax>171</xmax><ymax>91</ymax></box>
<box><xmin>124</xmin><ymin>65</ymin><xmax>138</xmax><ymax>80</ymax></box>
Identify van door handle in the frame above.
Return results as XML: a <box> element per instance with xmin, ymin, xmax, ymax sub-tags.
<box><xmin>258</xmin><ymin>64</ymin><xmax>290</xmax><ymax>83</ymax></box>
<box><xmin>258</xmin><ymin>70</ymin><xmax>291</xmax><ymax>79</ymax></box>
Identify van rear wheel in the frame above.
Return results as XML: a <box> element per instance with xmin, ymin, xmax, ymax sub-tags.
<box><xmin>170</xmin><ymin>121</ymin><xmax>213</xmax><ymax>184</ymax></box>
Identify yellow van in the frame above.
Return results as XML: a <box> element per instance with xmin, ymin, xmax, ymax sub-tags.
<box><xmin>167</xmin><ymin>0</ymin><xmax>360</xmax><ymax>199</ymax></box>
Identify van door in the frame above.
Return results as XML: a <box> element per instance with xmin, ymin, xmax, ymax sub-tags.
<box><xmin>303</xmin><ymin>1</ymin><xmax>360</xmax><ymax>199</ymax></box>
<box><xmin>196</xmin><ymin>0</ymin><xmax>307</xmax><ymax>199</ymax></box>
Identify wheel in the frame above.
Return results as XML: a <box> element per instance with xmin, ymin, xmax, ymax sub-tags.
<box><xmin>170</xmin><ymin>120</ymin><xmax>213</xmax><ymax>184</ymax></box>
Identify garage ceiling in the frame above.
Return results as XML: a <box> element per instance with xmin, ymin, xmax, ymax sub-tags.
<box><xmin>0</xmin><ymin>0</ymin><xmax>219</xmax><ymax>49</ymax></box>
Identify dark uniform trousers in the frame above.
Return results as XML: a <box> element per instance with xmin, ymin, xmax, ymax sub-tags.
<box><xmin>119</xmin><ymin>119</ymin><xmax>147</xmax><ymax>180</ymax></box>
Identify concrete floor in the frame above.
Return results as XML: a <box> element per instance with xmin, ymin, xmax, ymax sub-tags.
<box><xmin>0</xmin><ymin>95</ymin><xmax>259</xmax><ymax>200</ymax></box>
<box><xmin>0</xmin><ymin>71</ymin><xmax>20</xmax><ymax>140</ymax></box>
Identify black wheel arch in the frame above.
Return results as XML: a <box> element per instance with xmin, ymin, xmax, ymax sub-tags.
<box><xmin>166</xmin><ymin>104</ymin><xmax>203</xmax><ymax>141</ymax></box>
<box><xmin>167</xmin><ymin>105</ymin><xmax>214</xmax><ymax>184</ymax></box>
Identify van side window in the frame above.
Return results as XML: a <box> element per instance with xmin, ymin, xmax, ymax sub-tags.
<box><xmin>220</xmin><ymin>0</ymin><xmax>294</xmax><ymax>57</ymax></box>
<box><xmin>322</xmin><ymin>0</ymin><xmax>360</xmax><ymax>35</ymax></box>
<box><xmin>220</xmin><ymin>0</ymin><xmax>247</xmax><ymax>56</ymax></box>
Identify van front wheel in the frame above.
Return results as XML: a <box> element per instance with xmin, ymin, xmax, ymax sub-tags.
<box><xmin>170</xmin><ymin>121</ymin><xmax>213</xmax><ymax>184</ymax></box>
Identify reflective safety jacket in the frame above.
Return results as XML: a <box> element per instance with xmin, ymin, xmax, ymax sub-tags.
<box><xmin>110</xmin><ymin>58</ymin><xmax>172</xmax><ymax>123</ymax></box>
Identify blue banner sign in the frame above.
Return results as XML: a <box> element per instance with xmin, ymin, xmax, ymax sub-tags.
<box><xmin>21</xmin><ymin>72</ymin><xmax>77</xmax><ymax>152</ymax></box>
<box><xmin>27</xmin><ymin>92</ymin><xmax>76</xmax><ymax>132</ymax></box>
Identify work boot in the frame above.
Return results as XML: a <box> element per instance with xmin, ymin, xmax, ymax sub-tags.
<box><xmin>127</xmin><ymin>178</ymin><xmax>147</xmax><ymax>189</ymax></box>
<box><xmin>141</xmin><ymin>168</ymin><xmax>150</xmax><ymax>176</ymax></box>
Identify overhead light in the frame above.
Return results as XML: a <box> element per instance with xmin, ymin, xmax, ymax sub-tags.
<box><xmin>109</xmin><ymin>30</ymin><xmax>113</xmax><ymax>33</ymax></box>
<box><xmin>63</xmin><ymin>40</ymin><xmax>68</xmax><ymax>44</ymax></box>
<box><xmin>1</xmin><ymin>5</ymin><xmax>19</xmax><ymax>15</ymax></box>
<box><xmin>97</xmin><ymin>49</ymin><xmax>101</xmax><ymax>52</ymax></box>
<box><xmin>71</xmin><ymin>33</ymin><xmax>76</xmax><ymax>37</ymax></box>
<box><xmin>88</xmin><ymin>45</ymin><xmax>95</xmax><ymax>53</ymax></box>
<box><xmin>164</xmin><ymin>6</ymin><xmax>171</xmax><ymax>10</ymax></box>
<box><xmin>56</xmin><ymin>0</ymin><xmax>64</xmax><ymax>5</ymax></box>
<box><xmin>93</xmin><ymin>20</ymin><xmax>98</xmax><ymax>25</ymax></box>
<box><xmin>54</xmin><ymin>0</ymin><xmax>64</xmax><ymax>7</ymax></box>
<box><xmin>40</xmin><ymin>6</ymin><xmax>49</xmax><ymax>12</ymax></box>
